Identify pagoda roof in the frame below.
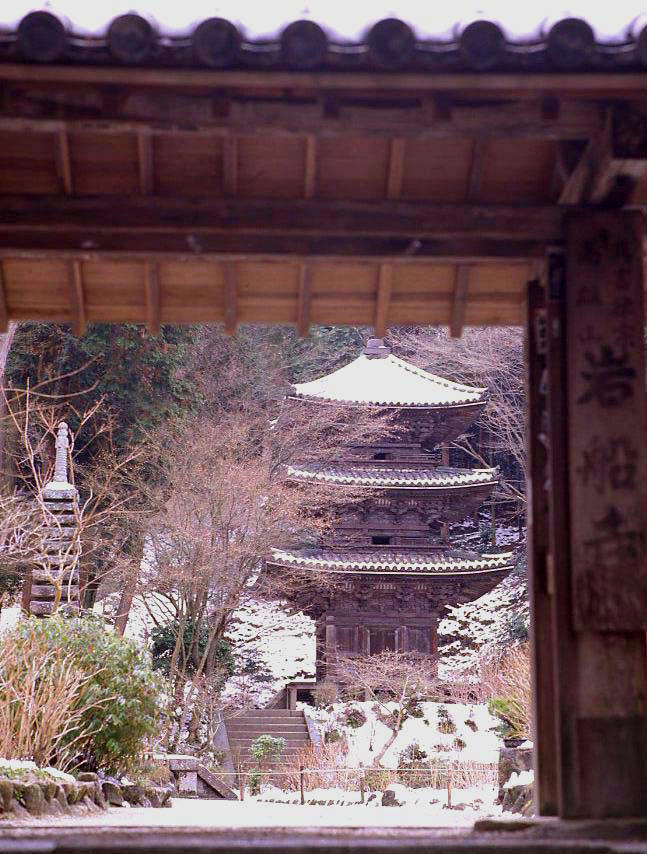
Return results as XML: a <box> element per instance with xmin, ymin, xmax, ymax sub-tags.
<box><xmin>292</xmin><ymin>346</ymin><xmax>486</xmax><ymax>408</ymax></box>
<box><xmin>286</xmin><ymin>463</ymin><xmax>497</xmax><ymax>489</ymax></box>
<box><xmin>269</xmin><ymin>548</ymin><xmax>514</xmax><ymax>576</ymax></box>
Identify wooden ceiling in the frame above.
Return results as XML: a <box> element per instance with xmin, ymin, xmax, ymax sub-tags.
<box><xmin>0</xmin><ymin>59</ymin><xmax>645</xmax><ymax>335</ymax></box>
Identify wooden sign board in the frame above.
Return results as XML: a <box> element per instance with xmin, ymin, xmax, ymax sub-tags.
<box><xmin>566</xmin><ymin>211</ymin><xmax>647</xmax><ymax>631</ymax></box>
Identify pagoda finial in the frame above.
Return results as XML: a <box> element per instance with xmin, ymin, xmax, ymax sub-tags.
<box><xmin>53</xmin><ymin>421</ymin><xmax>70</xmax><ymax>484</ymax></box>
<box><xmin>363</xmin><ymin>338</ymin><xmax>390</xmax><ymax>359</ymax></box>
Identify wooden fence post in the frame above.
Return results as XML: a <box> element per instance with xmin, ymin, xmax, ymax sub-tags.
<box><xmin>359</xmin><ymin>763</ymin><xmax>365</xmax><ymax>804</ymax></box>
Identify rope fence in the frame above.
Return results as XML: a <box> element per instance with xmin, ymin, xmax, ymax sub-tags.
<box><xmin>206</xmin><ymin>762</ymin><xmax>498</xmax><ymax>806</ymax></box>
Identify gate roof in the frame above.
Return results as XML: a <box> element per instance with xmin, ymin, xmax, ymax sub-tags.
<box><xmin>0</xmin><ymin>8</ymin><xmax>645</xmax><ymax>333</ymax></box>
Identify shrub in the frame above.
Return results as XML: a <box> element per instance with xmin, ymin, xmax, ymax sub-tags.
<box><xmin>465</xmin><ymin>717</ymin><xmax>478</xmax><ymax>732</ymax></box>
<box><xmin>362</xmin><ymin>767</ymin><xmax>393</xmax><ymax>791</ymax></box>
<box><xmin>453</xmin><ymin>737</ymin><xmax>466</xmax><ymax>751</ymax></box>
<box><xmin>436</xmin><ymin>705</ymin><xmax>456</xmax><ymax>734</ymax></box>
<box><xmin>247</xmin><ymin>769</ymin><xmax>263</xmax><ymax>795</ymax></box>
<box><xmin>250</xmin><ymin>734</ymin><xmax>285</xmax><ymax>765</ymax></box>
<box><xmin>397</xmin><ymin>742</ymin><xmax>431</xmax><ymax>789</ymax></box>
<box><xmin>340</xmin><ymin>705</ymin><xmax>367</xmax><ymax>729</ymax></box>
<box><xmin>11</xmin><ymin>615</ymin><xmax>163</xmax><ymax>773</ymax></box>
<box><xmin>323</xmin><ymin>727</ymin><xmax>344</xmax><ymax>745</ymax></box>
<box><xmin>404</xmin><ymin>696</ymin><xmax>425</xmax><ymax>719</ymax></box>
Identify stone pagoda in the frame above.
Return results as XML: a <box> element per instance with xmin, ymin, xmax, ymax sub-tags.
<box><xmin>26</xmin><ymin>422</ymin><xmax>81</xmax><ymax>617</ymax></box>
<box><xmin>266</xmin><ymin>339</ymin><xmax>514</xmax><ymax>687</ymax></box>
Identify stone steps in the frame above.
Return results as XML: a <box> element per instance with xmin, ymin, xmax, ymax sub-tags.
<box><xmin>224</xmin><ymin>709</ymin><xmax>312</xmax><ymax>766</ymax></box>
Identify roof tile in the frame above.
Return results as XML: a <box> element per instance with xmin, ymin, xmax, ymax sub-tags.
<box><xmin>286</xmin><ymin>462</ymin><xmax>497</xmax><ymax>488</ymax></box>
<box><xmin>269</xmin><ymin>548</ymin><xmax>515</xmax><ymax>575</ymax></box>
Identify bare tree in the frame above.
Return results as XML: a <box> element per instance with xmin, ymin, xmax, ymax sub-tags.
<box><xmin>335</xmin><ymin>651</ymin><xmax>439</xmax><ymax>766</ymax></box>
<box><xmin>130</xmin><ymin>395</ymin><xmax>392</xmax><ymax>747</ymax></box>
<box><xmin>390</xmin><ymin>327</ymin><xmax>525</xmax><ymax>504</ymax></box>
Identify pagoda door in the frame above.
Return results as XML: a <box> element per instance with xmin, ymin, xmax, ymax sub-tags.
<box><xmin>368</xmin><ymin>628</ymin><xmax>396</xmax><ymax>653</ymax></box>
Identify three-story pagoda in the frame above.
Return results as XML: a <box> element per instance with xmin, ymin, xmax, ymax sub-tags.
<box><xmin>266</xmin><ymin>338</ymin><xmax>514</xmax><ymax>684</ymax></box>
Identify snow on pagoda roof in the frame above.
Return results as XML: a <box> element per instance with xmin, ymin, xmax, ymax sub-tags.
<box><xmin>292</xmin><ymin>341</ymin><xmax>486</xmax><ymax>408</ymax></box>
<box><xmin>286</xmin><ymin>463</ymin><xmax>497</xmax><ymax>489</ymax></box>
<box><xmin>270</xmin><ymin>548</ymin><xmax>514</xmax><ymax>575</ymax></box>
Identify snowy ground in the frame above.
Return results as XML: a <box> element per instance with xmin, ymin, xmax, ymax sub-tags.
<box><xmin>2</xmin><ymin>796</ymin><xmax>498</xmax><ymax>829</ymax></box>
<box><xmin>307</xmin><ymin>700</ymin><xmax>502</xmax><ymax>767</ymax></box>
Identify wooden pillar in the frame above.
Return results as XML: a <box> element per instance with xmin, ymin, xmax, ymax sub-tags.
<box><xmin>315</xmin><ymin>618</ymin><xmax>326</xmax><ymax>682</ymax></box>
<box><xmin>525</xmin><ymin>276</ymin><xmax>558</xmax><ymax>815</ymax></box>
<box><xmin>397</xmin><ymin>624</ymin><xmax>408</xmax><ymax>652</ymax></box>
<box><xmin>324</xmin><ymin>616</ymin><xmax>337</xmax><ymax>678</ymax></box>
<box><xmin>543</xmin><ymin>211</ymin><xmax>647</xmax><ymax>818</ymax></box>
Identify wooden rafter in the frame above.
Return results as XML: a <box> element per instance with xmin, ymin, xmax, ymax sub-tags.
<box><xmin>296</xmin><ymin>263</ymin><xmax>312</xmax><ymax>337</ymax></box>
<box><xmin>450</xmin><ymin>265</ymin><xmax>470</xmax><ymax>338</ymax></box>
<box><xmin>144</xmin><ymin>262</ymin><xmax>161</xmax><ymax>335</ymax></box>
<box><xmin>374</xmin><ymin>264</ymin><xmax>393</xmax><ymax>338</ymax></box>
<box><xmin>0</xmin><ymin>261</ymin><xmax>8</xmax><ymax>332</ymax></box>
<box><xmin>303</xmin><ymin>135</ymin><xmax>318</xmax><ymax>200</ymax></box>
<box><xmin>386</xmin><ymin>139</ymin><xmax>406</xmax><ymax>200</ymax></box>
<box><xmin>137</xmin><ymin>130</ymin><xmax>154</xmax><ymax>194</ymax></box>
<box><xmin>223</xmin><ymin>262</ymin><xmax>237</xmax><ymax>335</ymax></box>
<box><xmin>67</xmin><ymin>259</ymin><xmax>86</xmax><ymax>336</ymax></box>
<box><xmin>55</xmin><ymin>128</ymin><xmax>73</xmax><ymax>195</ymax></box>
<box><xmin>223</xmin><ymin>137</ymin><xmax>238</xmax><ymax>196</ymax></box>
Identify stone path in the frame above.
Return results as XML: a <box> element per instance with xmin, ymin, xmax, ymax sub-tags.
<box><xmin>1</xmin><ymin>797</ymin><xmax>481</xmax><ymax>830</ymax></box>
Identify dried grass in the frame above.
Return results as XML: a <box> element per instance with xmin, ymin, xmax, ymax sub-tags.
<box><xmin>478</xmin><ymin>642</ymin><xmax>531</xmax><ymax>738</ymax></box>
<box><xmin>279</xmin><ymin>744</ymin><xmax>496</xmax><ymax>793</ymax></box>
<box><xmin>282</xmin><ymin>743</ymin><xmax>362</xmax><ymax>792</ymax></box>
<box><xmin>0</xmin><ymin>624</ymin><xmax>104</xmax><ymax>770</ymax></box>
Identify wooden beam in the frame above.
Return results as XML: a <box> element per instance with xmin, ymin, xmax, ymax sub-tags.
<box><xmin>67</xmin><ymin>260</ymin><xmax>86</xmax><ymax>336</ymax></box>
<box><xmin>223</xmin><ymin>262</ymin><xmax>237</xmax><ymax>335</ymax></box>
<box><xmin>144</xmin><ymin>262</ymin><xmax>161</xmax><ymax>335</ymax></box>
<box><xmin>0</xmin><ymin>89</ymin><xmax>610</xmax><ymax>140</ymax></box>
<box><xmin>0</xmin><ymin>235</ymin><xmax>549</xmax><ymax>261</ymax></box>
<box><xmin>137</xmin><ymin>130</ymin><xmax>154</xmax><ymax>194</ymax></box>
<box><xmin>557</xmin><ymin>140</ymin><xmax>592</xmax><ymax>204</ymax></box>
<box><xmin>223</xmin><ymin>137</ymin><xmax>238</xmax><ymax>197</ymax></box>
<box><xmin>558</xmin><ymin>106</ymin><xmax>647</xmax><ymax>205</ymax></box>
<box><xmin>467</xmin><ymin>138</ymin><xmax>487</xmax><ymax>201</ymax></box>
<box><xmin>0</xmin><ymin>197</ymin><xmax>568</xmax><ymax>241</ymax></box>
<box><xmin>450</xmin><ymin>265</ymin><xmax>470</xmax><ymax>337</ymax></box>
<box><xmin>0</xmin><ymin>64</ymin><xmax>643</xmax><ymax>97</ymax></box>
<box><xmin>374</xmin><ymin>263</ymin><xmax>393</xmax><ymax>337</ymax></box>
<box><xmin>303</xmin><ymin>135</ymin><xmax>318</xmax><ymax>200</ymax></box>
<box><xmin>589</xmin><ymin>154</ymin><xmax>647</xmax><ymax>204</ymax></box>
<box><xmin>386</xmin><ymin>138</ymin><xmax>406</xmax><ymax>200</ymax></box>
<box><xmin>0</xmin><ymin>261</ymin><xmax>8</xmax><ymax>332</ymax></box>
<box><xmin>296</xmin><ymin>263</ymin><xmax>312</xmax><ymax>337</ymax></box>
<box><xmin>55</xmin><ymin>128</ymin><xmax>73</xmax><ymax>195</ymax></box>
